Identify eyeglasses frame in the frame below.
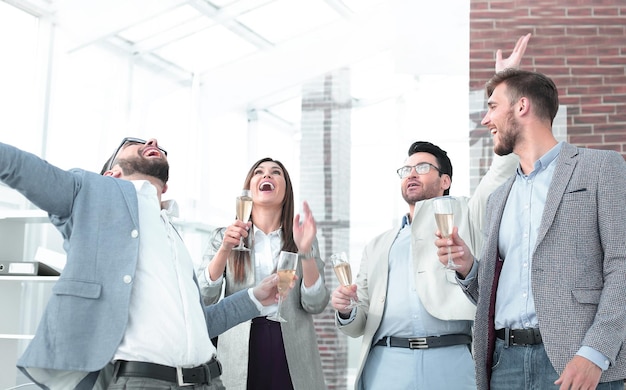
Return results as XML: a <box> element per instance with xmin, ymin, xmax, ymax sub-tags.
<box><xmin>396</xmin><ymin>162</ymin><xmax>442</xmax><ymax>179</ymax></box>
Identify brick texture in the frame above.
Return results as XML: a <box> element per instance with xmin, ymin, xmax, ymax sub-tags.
<box><xmin>470</xmin><ymin>0</ymin><xmax>626</xmax><ymax>170</ymax></box>
<box><xmin>300</xmin><ymin>69</ymin><xmax>352</xmax><ymax>390</ymax></box>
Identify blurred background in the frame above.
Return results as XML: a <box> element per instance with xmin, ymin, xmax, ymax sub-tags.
<box><xmin>0</xmin><ymin>0</ymin><xmax>624</xmax><ymax>388</ymax></box>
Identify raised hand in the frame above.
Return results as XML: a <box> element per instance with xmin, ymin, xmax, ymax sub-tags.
<box><xmin>495</xmin><ymin>33</ymin><xmax>531</xmax><ymax>72</ymax></box>
<box><xmin>293</xmin><ymin>201</ymin><xmax>316</xmax><ymax>253</ymax></box>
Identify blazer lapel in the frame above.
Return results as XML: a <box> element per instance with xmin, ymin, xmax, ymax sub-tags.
<box><xmin>534</xmin><ymin>143</ymin><xmax>579</xmax><ymax>252</ymax></box>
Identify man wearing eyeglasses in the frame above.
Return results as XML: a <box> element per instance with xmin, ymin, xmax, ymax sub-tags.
<box><xmin>330</xmin><ymin>34</ymin><xmax>530</xmax><ymax>389</ymax></box>
<box><xmin>1</xmin><ymin>137</ymin><xmax>288</xmax><ymax>389</ymax></box>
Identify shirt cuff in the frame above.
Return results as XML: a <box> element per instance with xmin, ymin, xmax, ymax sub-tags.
<box><xmin>301</xmin><ymin>273</ymin><xmax>323</xmax><ymax>295</ymax></box>
<box><xmin>577</xmin><ymin>346</ymin><xmax>610</xmax><ymax>371</ymax></box>
<box><xmin>247</xmin><ymin>288</ymin><xmax>265</xmax><ymax>313</ymax></box>
<box><xmin>458</xmin><ymin>259</ymin><xmax>478</xmax><ymax>286</ymax></box>
<box><xmin>204</xmin><ymin>267</ymin><xmax>223</xmax><ymax>286</ymax></box>
<box><xmin>336</xmin><ymin>307</ymin><xmax>357</xmax><ymax>325</ymax></box>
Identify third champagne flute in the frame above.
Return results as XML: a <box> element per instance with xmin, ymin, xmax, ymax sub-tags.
<box><xmin>331</xmin><ymin>252</ymin><xmax>358</xmax><ymax>309</ymax></box>
<box><xmin>267</xmin><ymin>251</ymin><xmax>298</xmax><ymax>322</ymax></box>
<box><xmin>432</xmin><ymin>196</ymin><xmax>459</xmax><ymax>269</ymax></box>
<box><xmin>233</xmin><ymin>189</ymin><xmax>253</xmax><ymax>251</ymax></box>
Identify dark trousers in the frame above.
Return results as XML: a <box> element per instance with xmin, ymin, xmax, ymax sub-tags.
<box><xmin>247</xmin><ymin>316</ymin><xmax>294</xmax><ymax>390</ymax></box>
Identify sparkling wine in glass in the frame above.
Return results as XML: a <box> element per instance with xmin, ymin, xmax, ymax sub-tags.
<box><xmin>433</xmin><ymin>196</ymin><xmax>459</xmax><ymax>269</ymax></box>
<box><xmin>331</xmin><ymin>252</ymin><xmax>358</xmax><ymax>309</ymax></box>
<box><xmin>233</xmin><ymin>190</ymin><xmax>253</xmax><ymax>251</ymax></box>
<box><xmin>267</xmin><ymin>251</ymin><xmax>298</xmax><ymax>323</ymax></box>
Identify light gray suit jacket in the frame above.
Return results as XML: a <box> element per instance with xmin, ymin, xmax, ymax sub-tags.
<box><xmin>465</xmin><ymin>143</ymin><xmax>626</xmax><ymax>389</ymax></box>
<box><xmin>337</xmin><ymin>153</ymin><xmax>518</xmax><ymax>388</ymax></box>
<box><xmin>0</xmin><ymin>142</ymin><xmax>260</xmax><ymax>389</ymax></box>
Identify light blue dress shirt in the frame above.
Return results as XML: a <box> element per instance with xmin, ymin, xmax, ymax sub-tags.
<box><xmin>342</xmin><ymin>215</ymin><xmax>475</xmax><ymax>389</ymax></box>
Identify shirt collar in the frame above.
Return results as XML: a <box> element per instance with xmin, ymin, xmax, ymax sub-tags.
<box><xmin>253</xmin><ymin>224</ymin><xmax>283</xmax><ymax>238</ymax></box>
<box><xmin>130</xmin><ymin>180</ymin><xmax>179</xmax><ymax>217</ymax></box>
<box><xmin>161</xmin><ymin>199</ymin><xmax>179</xmax><ymax>218</ymax></box>
<box><xmin>401</xmin><ymin>213</ymin><xmax>411</xmax><ymax>229</ymax></box>
<box><xmin>516</xmin><ymin>141</ymin><xmax>563</xmax><ymax>178</ymax></box>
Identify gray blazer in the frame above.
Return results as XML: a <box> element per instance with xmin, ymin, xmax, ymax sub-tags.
<box><xmin>465</xmin><ymin>143</ymin><xmax>626</xmax><ymax>389</ymax></box>
<box><xmin>0</xmin><ymin>142</ymin><xmax>260</xmax><ymax>389</ymax></box>
<box><xmin>198</xmin><ymin>228</ymin><xmax>330</xmax><ymax>390</ymax></box>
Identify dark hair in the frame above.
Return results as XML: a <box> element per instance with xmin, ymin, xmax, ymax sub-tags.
<box><xmin>407</xmin><ymin>141</ymin><xmax>453</xmax><ymax>196</ymax></box>
<box><xmin>230</xmin><ymin>157</ymin><xmax>298</xmax><ymax>283</ymax></box>
<box><xmin>485</xmin><ymin>69</ymin><xmax>559</xmax><ymax>125</ymax></box>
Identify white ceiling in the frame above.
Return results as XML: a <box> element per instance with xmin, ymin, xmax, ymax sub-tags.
<box><xmin>6</xmin><ymin>0</ymin><xmax>469</xmax><ymax>116</ymax></box>
<box><xmin>7</xmin><ymin>0</ymin><xmax>400</xmax><ymax>111</ymax></box>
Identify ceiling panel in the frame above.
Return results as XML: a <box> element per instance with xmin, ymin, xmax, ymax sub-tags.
<box><xmin>7</xmin><ymin>0</ymin><xmax>403</xmax><ymax>114</ymax></box>
<box><xmin>236</xmin><ymin>0</ymin><xmax>340</xmax><ymax>44</ymax></box>
<box><xmin>154</xmin><ymin>23</ymin><xmax>259</xmax><ymax>72</ymax></box>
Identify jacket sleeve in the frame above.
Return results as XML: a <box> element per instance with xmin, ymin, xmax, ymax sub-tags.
<box><xmin>196</xmin><ymin>227</ymin><xmax>226</xmax><ymax>305</ymax></box>
<box><xmin>467</xmin><ymin>153</ymin><xmax>518</xmax><ymax>237</ymax></box>
<box><xmin>336</xmin><ymin>244</ymin><xmax>371</xmax><ymax>338</ymax></box>
<box><xmin>203</xmin><ymin>289</ymin><xmax>258</xmax><ymax>337</ymax></box>
<box><xmin>299</xmin><ymin>239</ymin><xmax>330</xmax><ymax>314</ymax></box>
<box><xmin>0</xmin><ymin>142</ymin><xmax>80</xmax><ymax>218</ymax></box>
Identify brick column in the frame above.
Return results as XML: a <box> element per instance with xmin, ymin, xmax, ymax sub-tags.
<box><xmin>300</xmin><ymin>68</ymin><xmax>352</xmax><ymax>389</ymax></box>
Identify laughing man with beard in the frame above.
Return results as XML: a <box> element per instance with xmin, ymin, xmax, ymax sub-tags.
<box><xmin>2</xmin><ymin>137</ymin><xmax>288</xmax><ymax>390</ymax></box>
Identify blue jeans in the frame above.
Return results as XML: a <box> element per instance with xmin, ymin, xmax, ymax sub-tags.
<box><xmin>490</xmin><ymin>338</ymin><xmax>623</xmax><ymax>390</ymax></box>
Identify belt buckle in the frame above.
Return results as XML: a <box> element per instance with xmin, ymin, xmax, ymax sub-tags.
<box><xmin>176</xmin><ymin>367</ymin><xmax>193</xmax><ymax>387</ymax></box>
<box><xmin>408</xmin><ymin>337</ymin><xmax>428</xmax><ymax>349</ymax></box>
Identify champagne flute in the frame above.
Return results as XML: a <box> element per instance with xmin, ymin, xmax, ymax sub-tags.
<box><xmin>233</xmin><ymin>189</ymin><xmax>253</xmax><ymax>251</ymax></box>
<box><xmin>267</xmin><ymin>251</ymin><xmax>298</xmax><ymax>322</ymax></box>
<box><xmin>433</xmin><ymin>196</ymin><xmax>459</xmax><ymax>269</ymax></box>
<box><xmin>331</xmin><ymin>252</ymin><xmax>358</xmax><ymax>309</ymax></box>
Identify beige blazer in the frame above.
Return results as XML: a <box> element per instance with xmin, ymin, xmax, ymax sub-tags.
<box><xmin>337</xmin><ymin>153</ymin><xmax>518</xmax><ymax>387</ymax></box>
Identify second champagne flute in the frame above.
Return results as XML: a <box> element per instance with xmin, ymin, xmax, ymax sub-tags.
<box><xmin>233</xmin><ymin>189</ymin><xmax>253</xmax><ymax>251</ymax></box>
<box><xmin>266</xmin><ymin>251</ymin><xmax>298</xmax><ymax>323</ymax></box>
<box><xmin>433</xmin><ymin>195</ymin><xmax>459</xmax><ymax>269</ymax></box>
<box><xmin>331</xmin><ymin>252</ymin><xmax>358</xmax><ymax>309</ymax></box>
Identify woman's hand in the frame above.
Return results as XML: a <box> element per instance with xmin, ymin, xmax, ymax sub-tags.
<box><xmin>293</xmin><ymin>201</ymin><xmax>316</xmax><ymax>253</ymax></box>
<box><xmin>220</xmin><ymin>219</ymin><xmax>252</xmax><ymax>251</ymax></box>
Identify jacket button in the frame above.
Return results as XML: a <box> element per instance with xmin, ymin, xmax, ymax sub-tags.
<box><xmin>131</xmin><ymin>229</ymin><xmax>139</xmax><ymax>238</ymax></box>
<box><xmin>123</xmin><ymin>275</ymin><xmax>132</xmax><ymax>284</ymax></box>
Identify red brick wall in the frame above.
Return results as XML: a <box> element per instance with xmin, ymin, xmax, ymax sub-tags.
<box><xmin>469</xmin><ymin>0</ymin><xmax>626</xmax><ymax>159</ymax></box>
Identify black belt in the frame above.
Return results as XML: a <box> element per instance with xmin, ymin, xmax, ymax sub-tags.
<box><xmin>496</xmin><ymin>328</ymin><xmax>542</xmax><ymax>346</ymax></box>
<box><xmin>115</xmin><ymin>359</ymin><xmax>222</xmax><ymax>386</ymax></box>
<box><xmin>374</xmin><ymin>334</ymin><xmax>472</xmax><ymax>350</ymax></box>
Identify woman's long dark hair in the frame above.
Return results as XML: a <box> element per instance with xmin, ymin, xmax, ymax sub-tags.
<box><xmin>230</xmin><ymin>157</ymin><xmax>298</xmax><ymax>283</ymax></box>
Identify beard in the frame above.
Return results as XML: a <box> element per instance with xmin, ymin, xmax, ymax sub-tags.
<box><xmin>402</xmin><ymin>183</ymin><xmax>441</xmax><ymax>205</ymax></box>
<box><xmin>494</xmin><ymin>108</ymin><xmax>521</xmax><ymax>156</ymax></box>
<box><xmin>117</xmin><ymin>156</ymin><xmax>169</xmax><ymax>184</ymax></box>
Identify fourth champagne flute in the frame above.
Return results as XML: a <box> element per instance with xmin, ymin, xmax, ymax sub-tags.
<box><xmin>433</xmin><ymin>196</ymin><xmax>459</xmax><ymax>269</ymax></box>
<box><xmin>267</xmin><ymin>251</ymin><xmax>298</xmax><ymax>323</ymax></box>
<box><xmin>331</xmin><ymin>252</ymin><xmax>358</xmax><ymax>309</ymax></box>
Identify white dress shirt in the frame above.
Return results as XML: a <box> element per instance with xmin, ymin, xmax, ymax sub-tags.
<box><xmin>113</xmin><ymin>180</ymin><xmax>215</xmax><ymax>367</ymax></box>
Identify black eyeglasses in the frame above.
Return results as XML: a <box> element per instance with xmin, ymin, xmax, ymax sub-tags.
<box><xmin>105</xmin><ymin>137</ymin><xmax>167</xmax><ymax>171</ymax></box>
<box><xmin>396</xmin><ymin>162</ymin><xmax>441</xmax><ymax>179</ymax></box>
